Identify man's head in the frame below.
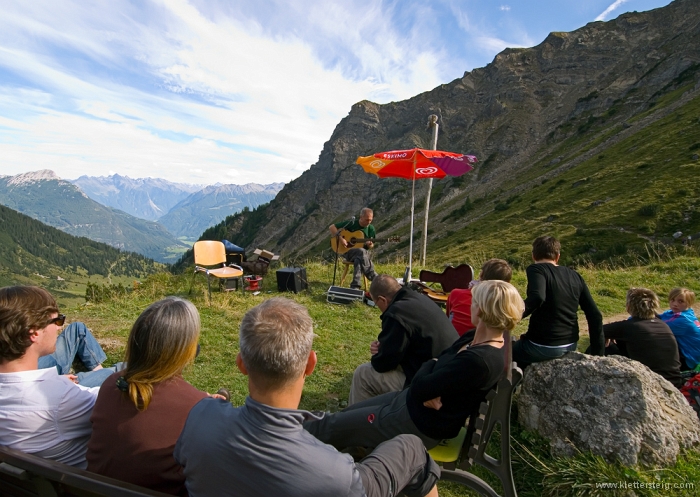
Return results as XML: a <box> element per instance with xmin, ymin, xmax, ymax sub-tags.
<box><xmin>479</xmin><ymin>259</ymin><xmax>512</xmax><ymax>283</ymax></box>
<box><xmin>369</xmin><ymin>274</ymin><xmax>401</xmax><ymax>312</ymax></box>
<box><xmin>359</xmin><ymin>207</ymin><xmax>373</xmax><ymax>228</ymax></box>
<box><xmin>532</xmin><ymin>235</ymin><xmax>561</xmax><ymax>262</ymax></box>
<box><xmin>0</xmin><ymin>286</ymin><xmax>60</xmax><ymax>363</ymax></box>
<box><xmin>626</xmin><ymin>288</ymin><xmax>660</xmax><ymax>320</ymax></box>
<box><xmin>237</xmin><ymin>298</ymin><xmax>315</xmax><ymax>393</ymax></box>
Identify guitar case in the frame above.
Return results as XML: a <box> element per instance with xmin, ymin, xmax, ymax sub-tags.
<box><xmin>326</xmin><ymin>286</ymin><xmax>365</xmax><ymax>304</ymax></box>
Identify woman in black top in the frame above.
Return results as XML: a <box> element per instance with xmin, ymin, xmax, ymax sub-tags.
<box><xmin>590</xmin><ymin>287</ymin><xmax>681</xmax><ymax>387</ymax></box>
<box><xmin>305</xmin><ymin>280</ymin><xmax>525</xmax><ymax>449</ymax></box>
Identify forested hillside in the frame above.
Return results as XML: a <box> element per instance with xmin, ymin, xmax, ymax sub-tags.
<box><xmin>0</xmin><ymin>204</ymin><xmax>164</xmax><ymax>283</ymax></box>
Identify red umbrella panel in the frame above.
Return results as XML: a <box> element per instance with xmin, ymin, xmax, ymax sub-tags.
<box><xmin>356</xmin><ymin>148</ymin><xmax>477</xmax><ymax>278</ymax></box>
<box><xmin>356</xmin><ymin>148</ymin><xmax>477</xmax><ymax>179</ymax></box>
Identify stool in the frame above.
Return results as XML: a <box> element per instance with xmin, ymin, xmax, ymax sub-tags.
<box><xmin>340</xmin><ymin>261</ymin><xmax>368</xmax><ymax>291</ymax></box>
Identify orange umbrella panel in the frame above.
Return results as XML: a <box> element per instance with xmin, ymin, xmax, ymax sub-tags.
<box><xmin>356</xmin><ymin>148</ymin><xmax>477</xmax><ymax>179</ymax></box>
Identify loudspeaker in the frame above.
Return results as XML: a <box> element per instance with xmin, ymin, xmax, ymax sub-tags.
<box><xmin>276</xmin><ymin>267</ymin><xmax>308</xmax><ymax>293</ymax></box>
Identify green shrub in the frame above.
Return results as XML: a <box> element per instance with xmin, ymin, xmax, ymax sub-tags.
<box><xmin>638</xmin><ymin>204</ymin><xmax>659</xmax><ymax>217</ymax></box>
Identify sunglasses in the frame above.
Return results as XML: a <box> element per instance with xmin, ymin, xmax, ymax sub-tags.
<box><xmin>50</xmin><ymin>314</ymin><xmax>66</xmax><ymax>327</ymax></box>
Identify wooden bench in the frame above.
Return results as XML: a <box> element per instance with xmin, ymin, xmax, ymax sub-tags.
<box><xmin>429</xmin><ymin>333</ymin><xmax>522</xmax><ymax>497</ymax></box>
<box><xmin>0</xmin><ymin>445</ymin><xmax>170</xmax><ymax>497</ymax></box>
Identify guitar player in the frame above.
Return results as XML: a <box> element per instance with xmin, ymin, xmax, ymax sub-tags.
<box><xmin>329</xmin><ymin>207</ymin><xmax>379</xmax><ymax>290</ymax></box>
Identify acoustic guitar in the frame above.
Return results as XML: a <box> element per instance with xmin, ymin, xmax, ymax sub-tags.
<box><xmin>330</xmin><ymin>229</ymin><xmax>400</xmax><ymax>255</ymax></box>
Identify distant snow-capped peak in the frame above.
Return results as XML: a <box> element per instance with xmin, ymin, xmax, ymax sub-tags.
<box><xmin>7</xmin><ymin>170</ymin><xmax>61</xmax><ymax>186</ymax></box>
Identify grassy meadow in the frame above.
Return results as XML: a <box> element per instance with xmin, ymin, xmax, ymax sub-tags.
<box><xmin>59</xmin><ymin>254</ymin><xmax>700</xmax><ymax>497</ymax></box>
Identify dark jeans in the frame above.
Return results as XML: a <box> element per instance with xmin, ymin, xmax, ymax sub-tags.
<box><xmin>304</xmin><ymin>389</ymin><xmax>439</xmax><ymax>451</ymax></box>
<box><xmin>512</xmin><ymin>337</ymin><xmax>578</xmax><ymax>368</ymax></box>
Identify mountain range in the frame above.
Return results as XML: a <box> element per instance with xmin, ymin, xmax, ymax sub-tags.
<box><xmin>0</xmin><ymin>170</ymin><xmax>187</xmax><ymax>262</ymax></box>
<box><xmin>157</xmin><ymin>182</ymin><xmax>284</xmax><ymax>238</ymax></box>
<box><xmin>71</xmin><ymin>174</ymin><xmax>201</xmax><ymax>221</ymax></box>
<box><xmin>70</xmin><ymin>174</ymin><xmax>284</xmax><ymax>239</ymax></box>
<box><xmin>189</xmin><ymin>0</ymin><xmax>700</xmax><ymax>268</ymax></box>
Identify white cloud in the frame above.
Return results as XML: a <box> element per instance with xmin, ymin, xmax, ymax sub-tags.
<box><xmin>474</xmin><ymin>36</ymin><xmax>527</xmax><ymax>54</ymax></box>
<box><xmin>1</xmin><ymin>0</ymin><xmax>460</xmax><ymax>185</ymax></box>
<box><xmin>500</xmin><ymin>5</ymin><xmax>511</xmax><ymax>12</ymax></box>
<box><xmin>595</xmin><ymin>0</ymin><xmax>630</xmax><ymax>21</ymax></box>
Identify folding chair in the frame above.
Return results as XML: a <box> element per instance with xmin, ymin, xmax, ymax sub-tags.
<box><xmin>189</xmin><ymin>241</ymin><xmax>244</xmax><ymax>299</ymax></box>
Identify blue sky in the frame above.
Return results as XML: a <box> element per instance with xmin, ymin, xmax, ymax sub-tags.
<box><xmin>0</xmin><ymin>0</ymin><xmax>673</xmax><ymax>185</ymax></box>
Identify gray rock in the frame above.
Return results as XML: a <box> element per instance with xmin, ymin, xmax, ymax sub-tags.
<box><xmin>517</xmin><ymin>352</ymin><xmax>700</xmax><ymax>467</ymax></box>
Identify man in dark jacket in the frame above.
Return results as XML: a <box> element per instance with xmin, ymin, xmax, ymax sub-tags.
<box><xmin>348</xmin><ymin>275</ymin><xmax>458</xmax><ymax>405</ymax></box>
<box><xmin>513</xmin><ymin>235</ymin><xmax>604</xmax><ymax>368</ymax></box>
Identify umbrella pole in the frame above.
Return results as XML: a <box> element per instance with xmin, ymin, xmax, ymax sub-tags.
<box><xmin>408</xmin><ymin>159</ymin><xmax>416</xmax><ymax>280</ymax></box>
<box><xmin>421</xmin><ymin>115</ymin><xmax>439</xmax><ymax>267</ymax></box>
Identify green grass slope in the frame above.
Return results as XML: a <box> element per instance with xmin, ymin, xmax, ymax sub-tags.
<box><xmin>63</xmin><ymin>258</ymin><xmax>700</xmax><ymax>497</ymax></box>
<box><xmin>420</xmin><ymin>90</ymin><xmax>700</xmax><ymax>269</ymax></box>
<box><xmin>0</xmin><ymin>204</ymin><xmax>165</xmax><ymax>306</ymax></box>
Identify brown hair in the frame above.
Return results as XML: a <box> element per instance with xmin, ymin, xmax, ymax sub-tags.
<box><xmin>532</xmin><ymin>235</ymin><xmax>560</xmax><ymax>261</ymax></box>
<box><xmin>0</xmin><ymin>286</ymin><xmax>58</xmax><ymax>362</ymax></box>
<box><xmin>480</xmin><ymin>259</ymin><xmax>512</xmax><ymax>282</ymax></box>
<box><xmin>669</xmin><ymin>287</ymin><xmax>696</xmax><ymax>307</ymax></box>
<box><xmin>626</xmin><ymin>288</ymin><xmax>660</xmax><ymax>319</ymax></box>
<box><xmin>123</xmin><ymin>297</ymin><xmax>200</xmax><ymax>410</ymax></box>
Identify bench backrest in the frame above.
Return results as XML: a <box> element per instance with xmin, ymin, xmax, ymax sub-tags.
<box><xmin>0</xmin><ymin>445</ymin><xmax>169</xmax><ymax>497</ymax></box>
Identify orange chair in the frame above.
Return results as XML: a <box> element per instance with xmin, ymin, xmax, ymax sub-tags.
<box><xmin>189</xmin><ymin>241</ymin><xmax>243</xmax><ymax>299</ymax></box>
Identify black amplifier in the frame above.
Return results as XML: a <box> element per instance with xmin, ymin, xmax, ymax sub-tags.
<box><xmin>276</xmin><ymin>267</ymin><xmax>308</xmax><ymax>293</ymax></box>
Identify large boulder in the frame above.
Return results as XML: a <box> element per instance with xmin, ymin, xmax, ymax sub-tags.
<box><xmin>517</xmin><ymin>352</ymin><xmax>700</xmax><ymax>467</ymax></box>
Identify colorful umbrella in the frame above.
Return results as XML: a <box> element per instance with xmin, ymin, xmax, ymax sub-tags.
<box><xmin>356</xmin><ymin>148</ymin><xmax>477</xmax><ymax>278</ymax></box>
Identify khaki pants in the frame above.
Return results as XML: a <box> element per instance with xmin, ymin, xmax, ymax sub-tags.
<box><xmin>348</xmin><ymin>362</ymin><xmax>405</xmax><ymax>406</ymax></box>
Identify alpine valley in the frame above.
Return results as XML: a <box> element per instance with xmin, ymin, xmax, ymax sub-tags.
<box><xmin>0</xmin><ymin>170</ymin><xmax>284</xmax><ymax>263</ymax></box>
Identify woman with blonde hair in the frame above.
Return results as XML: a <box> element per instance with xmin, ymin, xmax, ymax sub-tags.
<box><xmin>306</xmin><ymin>280</ymin><xmax>524</xmax><ymax>450</ymax></box>
<box><xmin>659</xmin><ymin>287</ymin><xmax>700</xmax><ymax>371</ymax></box>
<box><xmin>87</xmin><ymin>297</ymin><xmax>225</xmax><ymax>495</ymax></box>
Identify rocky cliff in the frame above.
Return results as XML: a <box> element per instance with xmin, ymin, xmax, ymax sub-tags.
<box><xmin>219</xmin><ymin>0</ymin><xmax>700</xmax><ymax>262</ymax></box>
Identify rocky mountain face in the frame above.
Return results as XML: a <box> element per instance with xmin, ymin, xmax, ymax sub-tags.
<box><xmin>158</xmin><ymin>182</ymin><xmax>284</xmax><ymax>238</ymax></box>
<box><xmin>220</xmin><ymin>0</ymin><xmax>700</xmax><ymax>261</ymax></box>
<box><xmin>0</xmin><ymin>170</ymin><xmax>187</xmax><ymax>262</ymax></box>
<box><xmin>71</xmin><ymin>174</ymin><xmax>201</xmax><ymax>221</ymax></box>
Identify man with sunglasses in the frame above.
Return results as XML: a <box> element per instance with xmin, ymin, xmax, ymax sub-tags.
<box><xmin>0</xmin><ymin>285</ymin><xmax>112</xmax><ymax>468</ymax></box>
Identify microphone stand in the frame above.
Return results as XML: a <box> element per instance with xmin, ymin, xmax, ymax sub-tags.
<box><xmin>331</xmin><ymin>217</ymin><xmax>355</xmax><ymax>287</ymax></box>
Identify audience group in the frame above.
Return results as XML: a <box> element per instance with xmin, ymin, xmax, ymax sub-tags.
<box><xmin>1</xmin><ymin>234</ymin><xmax>698</xmax><ymax>497</ymax></box>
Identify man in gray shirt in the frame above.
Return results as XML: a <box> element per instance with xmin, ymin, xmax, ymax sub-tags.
<box><xmin>175</xmin><ymin>297</ymin><xmax>439</xmax><ymax>497</ymax></box>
